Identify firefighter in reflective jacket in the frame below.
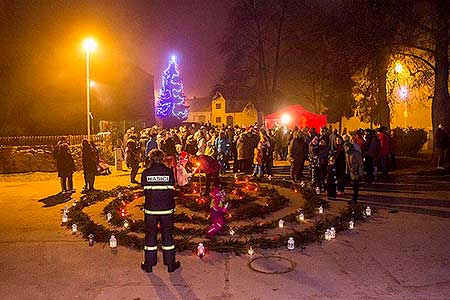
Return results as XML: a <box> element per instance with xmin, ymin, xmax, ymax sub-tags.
<box><xmin>140</xmin><ymin>149</ymin><xmax>180</xmax><ymax>273</ymax></box>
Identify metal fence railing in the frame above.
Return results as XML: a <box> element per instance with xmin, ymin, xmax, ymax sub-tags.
<box><xmin>0</xmin><ymin>134</ymin><xmax>109</xmax><ymax>146</ymax></box>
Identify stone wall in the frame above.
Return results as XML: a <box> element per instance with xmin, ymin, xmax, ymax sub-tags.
<box><xmin>0</xmin><ymin>144</ymin><xmax>114</xmax><ymax>174</ymax></box>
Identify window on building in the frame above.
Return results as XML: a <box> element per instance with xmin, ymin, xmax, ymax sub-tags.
<box><xmin>216</xmin><ymin>103</ymin><xmax>221</xmax><ymax>110</ymax></box>
<box><xmin>216</xmin><ymin>117</ymin><xmax>221</xmax><ymax>124</ymax></box>
<box><xmin>198</xmin><ymin>115</ymin><xmax>206</xmax><ymax>122</ymax></box>
<box><xmin>226</xmin><ymin>116</ymin><xmax>233</xmax><ymax>126</ymax></box>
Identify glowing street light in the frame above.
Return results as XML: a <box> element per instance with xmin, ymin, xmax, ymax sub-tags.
<box><xmin>82</xmin><ymin>37</ymin><xmax>97</xmax><ymax>141</ymax></box>
<box><xmin>399</xmin><ymin>85</ymin><xmax>408</xmax><ymax>128</ymax></box>
<box><xmin>394</xmin><ymin>62</ymin><xmax>404</xmax><ymax>73</ymax></box>
<box><xmin>89</xmin><ymin>81</ymin><xmax>96</xmax><ymax>88</ymax></box>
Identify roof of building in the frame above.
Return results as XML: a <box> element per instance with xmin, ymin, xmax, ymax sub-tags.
<box><xmin>187</xmin><ymin>92</ymin><xmax>259</xmax><ymax>114</ymax></box>
<box><xmin>187</xmin><ymin>97</ymin><xmax>212</xmax><ymax>112</ymax></box>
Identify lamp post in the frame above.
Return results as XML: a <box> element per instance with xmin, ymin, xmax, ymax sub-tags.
<box><xmin>400</xmin><ymin>86</ymin><xmax>408</xmax><ymax>128</ymax></box>
<box><xmin>395</xmin><ymin>62</ymin><xmax>408</xmax><ymax>128</ymax></box>
<box><xmin>82</xmin><ymin>38</ymin><xmax>97</xmax><ymax>141</ymax></box>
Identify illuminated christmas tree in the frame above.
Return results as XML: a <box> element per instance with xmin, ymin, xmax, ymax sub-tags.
<box><xmin>156</xmin><ymin>56</ymin><xmax>189</xmax><ymax>122</ymax></box>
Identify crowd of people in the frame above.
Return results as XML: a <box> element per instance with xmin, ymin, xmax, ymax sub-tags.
<box><xmin>54</xmin><ymin>136</ymin><xmax>101</xmax><ymax>195</ymax></box>
<box><xmin>122</xmin><ymin>122</ymin><xmax>398</xmax><ymax>204</ymax></box>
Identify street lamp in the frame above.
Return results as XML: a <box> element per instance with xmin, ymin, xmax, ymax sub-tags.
<box><xmin>399</xmin><ymin>86</ymin><xmax>408</xmax><ymax>128</ymax></box>
<box><xmin>394</xmin><ymin>62</ymin><xmax>404</xmax><ymax>73</ymax></box>
<box><xmin>82</xmin><ymin>37</ymin><xmax>97</xmax><ymax>141</ymax></box>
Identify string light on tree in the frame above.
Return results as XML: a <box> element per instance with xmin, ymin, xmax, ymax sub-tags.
<box><xmin>248</xmin><ymin>245</ymin><xmax>254</xmax><ymax>256</ymax></box>
<box><xmin>156</xmin><ymin>55</ymin><xmax>189</xmax><ymax>120</ymax></box>
<box><xmin>72</xmin><ymin>224</ymin><xmax>78</xmax><ymax>234</ymax></box>
<box><xmin>318</xmin><ymin>205</ymin><xmax>324</xmax><ymax>214</ymax></box>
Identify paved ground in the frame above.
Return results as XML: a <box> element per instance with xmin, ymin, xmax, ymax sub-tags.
<box><xmin>0</xmin><ymin>162</ymin><xmax>449</xmax><ymax>300</ymax></box>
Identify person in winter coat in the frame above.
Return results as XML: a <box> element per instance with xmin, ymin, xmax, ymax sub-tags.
<box><xmin>145</xmin><ymin>133</ymin><xmax>158</xmax><ymax>157</ymax></box>
<box><xmin>327</xmin><ymin>155</ymin><xmax>337</xmax><ymax>199</ymax></box>
<box><xmin>334</xmin><ymin>138</ymin><xmax>347</xmax><ymax>195</ymax></box>
<box><xmin>252</xmin><ymin>145</ymin><xmax>264</xmax><ymax>178</ymax></box>
<box><xmin>82</xmin><ymin>139</ymin><xmax>98</xmax><ymax>193</ymax></box>
<box><xmin>309</xmin><ymin>136</ymin><xmax>320</xmax><ymax>187</ymax></box>
<box><xmin>377</xmin><ymin>127</ymin><xmax>391</xmax><ymax>177</ymax></box>
<box><xmin>435</xmin><ymin>124</ymin><xmax>448</xmax><ymax>169</ymax></box>
<box><xmin>235</xmin><ymin>133</ymin><xmax>246</xmax><ymax>173</ymax></box>
<box><xmin>242</xmin><ymin>131</ymin><xmax>254</xmax><ymax>173</ymax></box>
<box><xmin>56</xmin><ymin>143</ymin><xmax>75</xmax><ymax>194</ymax></box>
<box><xmin>317</xmin><ymin>139</ymin><xmax>330</xmax><ymax>191</ymax></box>
<box><xmin>126</xmin><ymin>138</ymin><xmax>140</xmax><ymax>184</ymax></box>
<box><xmin>189</xmin><ymin>154</ymin><xmax>221</xmax><ymax>196</ymax></box>
<box><xmin>206</xmin><ymin>187</ymin><xmax>228</xmax><ymax>238</ymax></box>
<box><xmin>344</xmin><ymin>142</ymin><xmax>364</xmax><ymax>204</ymax></box>
<box><xmin>287</xmin><ymin>133</ymin><xmax>306</xmax><ymax>182</ymax></box>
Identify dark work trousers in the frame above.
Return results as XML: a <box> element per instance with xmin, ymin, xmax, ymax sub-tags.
<box><xmin>263</xmin><ymin>154</ymin><xmax>273</xmax><ymax>176</ymax></box>
<box><xmin>437</xmin><ymin>148</ymin><xmax>446</xmax><ymax>168</ymax></box>
<box><xmin>364</xmin><ymin>156</ymin><xmax>374</xmax><ymax>183</ymax></box>
<box><xmin>336</xmin><ymin>177</ymin><xmax>345</xmax><ymax>193</ymax></box>
<box><xmin>144</xmin><ymin>214</ymin><xmax>175</xmax><ymax>267</ymax></box>
<box><xmin>379</xmin><ymin>155</ymin><xmax>388</xmax><ymax>176</ymax></box>
<box><xmin>130</xmin><ymin>162</ymin><xmax>139</xmax><ymax>182</ymax></box>
<box><xmin>351</xmin><ymin>179</ymin><xmax>360</xmax><ymax>203</ymax></box>
<box><xmin>83</xmin><ymin>171</ymin><xmax>95</xmax><ymax>190</ymax></box>
<box><xmin>235</xmin><ymin>159</ymin><xmax>245</xmax><ymax>173</ymax></box>
<box><xmin>60</xmin><ymin>175</ymin><xmax>73</xmax><ymax>192</ymax></box>
<box><xmin>205</xmin><ymin>170</ymin><xmax>220</xmax><ymax>195</ymax></box>
<box><xmin>318</xmin><ymin>164</ymin><xmax>327</xmax><ymax>189</ymax></box>
<box><xmin>290</xmin><ymin>160</ymin><xmax>303</xmax><ymax>182</ymax></box>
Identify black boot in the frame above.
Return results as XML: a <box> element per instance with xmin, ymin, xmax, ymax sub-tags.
<box><xmin>141</xmin><ymin>262</ymin><xmax>153</xmax><ymax>273</ymax></box>
<box><xmin>167</xmin><ymin>261</ymin><xmax>181</xmax><ymax>273</ymax></box>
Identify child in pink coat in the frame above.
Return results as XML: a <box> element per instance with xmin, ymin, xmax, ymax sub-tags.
<box><xmin>206</xmin><ymin>187</ymin><xmax>228</xmax><ymax>238</ymax></box>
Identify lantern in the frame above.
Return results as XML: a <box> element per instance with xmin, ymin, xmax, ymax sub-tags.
<box><xmin>123</xmin><ymin>220</ymin><xmax>129</xmax><ymax>229</ymax></box>
<box><xmin>319</xmin><ymin>205</ymin><xmax>323</xmax><ymax>214</ymax></box>
<box><xmin>62</xmin><ymin>212</ymin><xmax>68</xmax><ymax>223</ymax></box>
<box><xmin>349</xmin><ymin>220</ymin><xmax>354</xmax><ymax>229</ymax></box>
<box><xmin>118</xmin><ymin>192</ymin><xmax>123</xmax><ymax>200</ymax></box>
<box><xmin>287</xmin><ymin>237</ymin><xmax>295</xmax><ymax>250</ymax></box>
<box><xmin>229</xmin><ymin>228</ymin><xmax>235</xmax><ymax>236</ymax></box>
<box><xmin>197</xmin><ymin>243</ymin><xmax>205</xmax><ymax>258</ymax></box>
<box><xmin>325</xmin><ymin>229</ymin><xmax>332</xmax><ymax>241</ymax></box>
<box><xmin>300</xmin><ymin>181</ymin><xmax>305</xmax><ymax>188</ymax></box>
<box><xmin>109</xmin><ymin>235</ymin><xmax>117</xmax><ymax>248</ymax></box>
<box><xmin>330</xmin><ymin>227</ymin><xmax>336</xmax><ymax>239</ymax></box>
<box><xmin>278</xmin><ymin>219</ymin><xmax>285</xmax><ymax>228</ymax></box>
<box><xmin>88</xmin><ymin>234</ymin><xmax>94</xmax><ymax>246</ymax></box>
<box><xmin>365</xmin><ymin>206</ymin><xmax>371</xmax><ymax>216</ymax></box>
<box><xmin>248</xmin><ymin>245</ymin><xmax>254</xmax><ymax>256</ymax></box>
<box><xmin>315</xmin><ymin>187</ymin><xmax>321</xmax><ymax>195</ymax></box>
<box><xmin>298</xmin><ymin>212</ymin><xmax>305</xmax><ymax>222</ymax></box>
<box><xmin>107</xmin><ymin>212</ymin><xmax>112</xmax><ymax>221</ymax></box>
<box><xmin>72</xmin><ymin>224</ymin><xmax>77</xmax><ymax>233</ymax></box>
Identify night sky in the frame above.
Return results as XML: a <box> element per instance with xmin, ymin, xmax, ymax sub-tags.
<box><xmin>1</xmin><ymin>0</ymin><xmax>233</xmax><ymax>97</ymax></box>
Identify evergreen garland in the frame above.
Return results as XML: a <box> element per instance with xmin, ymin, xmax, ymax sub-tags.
<box><xmin>65</xmin><ymin>178</ymin><xmax>371</xmax><ymax>253</ymax></box>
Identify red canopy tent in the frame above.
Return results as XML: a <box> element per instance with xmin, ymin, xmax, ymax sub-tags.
<box><xmin>265</xmin><ymin>104</ymin><xmax>327</xmax><ymax>131</ymax></box>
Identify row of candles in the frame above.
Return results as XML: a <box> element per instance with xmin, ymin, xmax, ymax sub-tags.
<box><xmin>61</xmin><ymin>194</ymin><xmax>372</xmax><ymax>254</ymax></box>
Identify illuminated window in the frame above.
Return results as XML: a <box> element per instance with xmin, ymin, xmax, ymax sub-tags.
<box><xmin>216</xmin><ymin>103</ymin><xmax>221</xmax><ymax>110</ymax></box>
<box><xmin>216</xmin><ymin>117</ymin><xmax>221</xmax><ymax>124</ymax></box>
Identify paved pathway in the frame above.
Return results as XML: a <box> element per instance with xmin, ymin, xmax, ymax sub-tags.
<box><xmin>0</xmin><ymin>164</ymin><xmax>449</xmax><ymax>300</ymax></box>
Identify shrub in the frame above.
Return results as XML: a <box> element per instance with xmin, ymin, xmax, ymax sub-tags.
<box><xmin>392</xmin><ymin>127</ymin><xmax>427</xmax><ymax>156</ymax></box>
